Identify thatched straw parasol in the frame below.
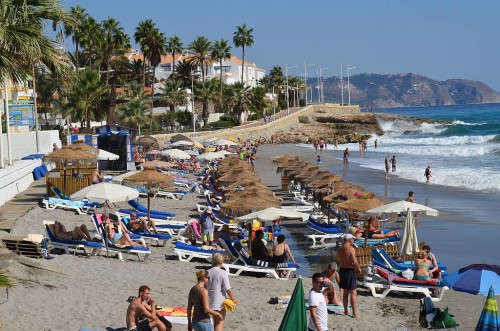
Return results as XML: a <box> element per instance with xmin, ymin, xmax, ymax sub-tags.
<box><xmin>217</xmin><ymin>163</ymin><xmax>252</xmax><ymax>175</ymax></box>
<box><xmin>224</xmin><ymin>186</ymin><xmax>276</xmax><ymax>200</ymax></box>
<box><xmin>272</xmin><ymin>155</ymin><xmax>297</xmax><ymax>165</ymax></box>
<box><xmin>43</xmin><ymin>147</ymin><xmax>97</xmax><ymax>193</ymax></box>
<box><xmin>123</xmin><ymin>169</ymin><xmax>175</xmax><ymax>221</ymax></box>
<box><xmin>291</xmin><ymin>166</ymin><xmax>322</xmax><ymax>180</ymax></box>
<box><xmin>335</xmin><ymin>194</ymin><xmax>385</xmax><ymax>213</ymax></box>
<box><xmin>307</xmin><ymin>175</ymin><xmax>343</xmax><ymax>189</ymax></box>
<box><xmin>277</xmin><ymin>159</ymin><xmax>309</xmax><ymax>173</ymax></box>
<box><xmin>217</xmin><ymin>170</ymin><xmax>260</xmax><ymax>184</ymax></box>
<box><xmin>222</xmin><ymin>180</ymin><xmax>267</xmax><ymax>193</ymax></box>
<box><xmin>66</xmin><ymin>140</ymin><xmax>99</xmax><ymax>156</ymax></box>
<box><xmin>222</xmin><ymin>195</ymin><xmax>281</xmax><ymax>217</ymax></box>
<box><xmin>142</xmin><ymin>160</ymin><xmax>174</xmax><ymax>170</ymax></box>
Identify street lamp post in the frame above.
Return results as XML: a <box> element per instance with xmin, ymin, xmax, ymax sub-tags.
<box><xmin>319</xmin><ymin>67</ymin><xmax>328</xmax><ymax>103</ymax></box>
<box><xmin>303</xmin><ymin>62</ymin><xmax>314</xmax><ymax>106</ymax></box>
<box><xmin>340</xmin><ymin>63</ymin><xmax>344</xmax><ymax>105</ymax></box>
<box><xmin>191</xmin><ymin>75</ymin><xmax>195</xmax><ymax>133</ymax></box>
<box><xmin>285</xmin><ymin>64</ymin><xmax>297</xmax><ymax>115</ymax></box>
<box><xmin>347</xmin><ymin>65</ymin><xmax>356</xmax><ymax>106</ymax></box>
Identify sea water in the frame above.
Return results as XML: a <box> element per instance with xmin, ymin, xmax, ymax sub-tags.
<box><xmin>360</xmin><ymin>103</ymin><xmax>500</xmax><ymax>192</ymax></box>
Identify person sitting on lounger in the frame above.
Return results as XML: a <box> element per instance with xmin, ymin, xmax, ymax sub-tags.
<box><xmin>128</xmin><ymin>212</ymin><xmax>160</xmax><ymax>235</ymax></box>
<box><xmin>91</xmin><ymin>169</ymin><xmax>104</xmax><ymax>185</ymax></box>
<box><xmin>103</xmin><ymin>214</ymin><xmax>148</xmax><ymax>248</ymax></box>
<box><xmin>415</xmin><ymin>250</ymin><xmax>432</xmax><ymax>280</ymax></box>
<box><xmin>251</xmin><ymin>230</ymin><xmax>272</xmax><ymax>262</ymax></box>
<box><xmin>53</xmin><ymin>221</ymin><xmax>92</xmax><ymax>241</ymax></box>
<box><xmin>350</xmin><ymin>226</ymin><xmax>365</xmax><ymax>239</ymax></box>
<box><xmin>367</xmin><ymin>217</ymin><xmax>400</xmax><ymax>239</ymax></box>
<box><xmin>422</xmin><ymin>245</ymin><xmax>441</xmax><ymax>279</ymax></box>
<box><xmin>272</xmin><ymin>235</ymin><xmax>300</xmax><ymax>277</ymax></box>
<box><xmin>209</xmin><ymin>193</ymin><xmax>221</xmax><ymax>207</ymax></box>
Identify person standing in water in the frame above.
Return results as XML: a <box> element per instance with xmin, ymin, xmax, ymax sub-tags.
<box><xmin>391</xmin><ymin>155</ymin><xmax>397</xmax><ymax>172</ymax></box>
<box><xmin>374</xmin><ymin>139</ymin><xmax>378</xmax><ymax>149</ymax></box>
<box><xmin>343</xmin><ymin>148</ymin><xmax>350</xmax><ymax>169</ymax></box>
<box><xmin>385</xmin><ymin>155</ymin><xmax>390</xmax><ymax>179</ymax></box>
<box><xmin>425</xmin><ymin>165</ymin><xmax>432</xmax><ymax>183</ymax></box>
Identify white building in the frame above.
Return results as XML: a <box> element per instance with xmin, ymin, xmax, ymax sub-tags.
<box><xmin>124</xmin><ymin>49</ymin><xmax>266</xmax><ymax>87</ymax></box>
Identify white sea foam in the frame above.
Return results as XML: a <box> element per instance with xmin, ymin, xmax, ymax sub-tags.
<box><xmin>373</xmin><ymin>144</ymin><xmax>500</xmax><ymax>157</ymax></box>
<box><xmin>377</xmin><ymin>119</ymin><xmax>447</xmax><ymax>134</ymax></box>
<box><xmin>451</xmin><ymin>120</ymin><xmax>486</xmax><ymax>126</ymax></box>
<box><xmin>376</xmin><ymin>134</ymin><xmax>497</xmax><ymax>146</ymax></box>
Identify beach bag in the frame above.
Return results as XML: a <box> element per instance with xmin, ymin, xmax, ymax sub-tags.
<box><xmin>431</xmin><ymin>307</ymin><xmax>457</xmax><ymax>329</ymax></box>
<box><xmin>402</xmin><ymin>268</ymin><xmax>414</xmax><ymax>280</ymax></box>
<box><xmin>419</xmin><ymin>297</ymin><xmax>436</xmax><ymax>328</ymax></box>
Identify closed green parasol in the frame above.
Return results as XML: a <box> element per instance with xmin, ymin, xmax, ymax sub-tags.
<box><xmin>278</xmin><ymin>276</ymin><xmax>307</xmax><ymax>331</ymax></box>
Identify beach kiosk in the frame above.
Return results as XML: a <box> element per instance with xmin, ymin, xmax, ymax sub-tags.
<box><xmin>95</xmin><ymin>125</ymin><xmax>132</xmax><ymax>171</ymax></box>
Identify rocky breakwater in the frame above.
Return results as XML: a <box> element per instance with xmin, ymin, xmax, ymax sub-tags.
<box><xmin>273</xmin><ymin>112</ymin><xmax>448</xmax><ymax>144</ymax></box>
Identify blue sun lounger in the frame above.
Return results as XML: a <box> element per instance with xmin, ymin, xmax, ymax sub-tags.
<box><xmin>44</xmin><ymin>221</ymin><xmax>102</xmax><ymax>256</ymax></box>
<box><xmin>128</xmin><ymin>200</ymin><xmax>176</xmax><ymax>218</ymax></box>
<box><xmin>174</xmin><ymin>241</ymin><xmax>221</xmax><ymax>262</ymax></box>
<box><xmin>120</xmin><ymin>217</ymin><xmax>172</xmax><ymax>246</ymax></box>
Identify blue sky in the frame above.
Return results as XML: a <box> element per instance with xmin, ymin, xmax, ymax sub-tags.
<box><xmin>61</xmin><ymin>0</ymin><xmax>500</xmax><ymax>91</ymax></box>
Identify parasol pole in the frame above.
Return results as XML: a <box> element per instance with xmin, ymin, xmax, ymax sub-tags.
<box><xmin>147</xmin><ymin>182</ymin><xmax>151</xmax><ymax>222</ymax></box>
<box><xmin>364</xmin><ymin>216</ymin><xmax>369</xmax><ymax>248</ymax></box>
<box><xmin>64</xmin><ymin>160</ymin><xmax>67</xmax><ymax>194</ymax></box>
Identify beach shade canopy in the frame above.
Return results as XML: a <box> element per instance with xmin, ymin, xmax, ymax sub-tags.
<box><xmin>161</xmin><ymin>149</ymin><xmax>191</xmax><ymax>160</ymax></box>
<box><xmin>278</xmin><ymin>277</ymin><xmax>307</xmax><ymax>331</ymax></box>
<box><xmin>323</xmin><ymin>186</ymin><xmax>363</xmax><ymax>203</ymax></box>
<box><xmin>222</xmin><ymin>181</ymin><xmax>267</xmax><ymax>193</ymax></box>
<box><xmin>365</xmin><ymin>200</ymin><xmax>439</xmax><ymax>217</ymax></box>
<box><xmin>123</xmin><ymin>169</ymin><xmax>175</xmax><ymax>221</ymax></box>
<box><xmin>216</xmin><ymin>150</ymin><xmax>236</xmax><ymax>156</ymax></box>
<box><xmin>67</xmin><ymin>141</ymin><xmax>99</xmax><ymax>156</ymax></box>
<box><xmin>197</xmin><ymin>152</ymin><xmax>222</xmax><ymax>161</ymax></box>
<box><xmin>211</xmin><ymin>139</ymin><xmax>237</xmax><ymax>146</ymax></box>
<box><xmin>170</xmin><ymin>133</ymin><xmax>192</xmax><ymax>143</ymax></box>
<box><xmin>185</xmin><ymin>150</ymin><xmax>200</xmax><ymax>156</ymax></box>
<box><xmin>306</xmin><ymin>175</ymin><xmax>343</xmax><ymax>189</ymax></box>
<box><xmin>272</xmin><ymin>155</ymin><xmax>297</xmax><ymax>165</ymax></box>
<box><xmin>97</xmin><ymin>149</ymin><xmax>119</xmax><ymax>161</ymax></box>
<box><xmin>111</xmin><ymin>171</ymin><xmax>138</xmax><ymax>184</ymax></box>
<box><xmin>217</xmin><ymin>171</ymin><xmax>260</xmax><ymax>184</ymax></box>
<box><xmin>476</xmin><ymin>286</ymin><xmax>499</xmax><ymax>331</ymax></box>
<box><xmin>170</xmin><ymin>140</ymin><xmax>194</xmax><ymax>147</ymax></box>
<box><xmin>443</xmin><ymin>264</ymin><xmax>500</xmax><ymax>296</ymax></box>
<box><xmin>237</xmin><ymin>207</ymin><xmax>310</xmax><ymax>222</ymax></box>
<box><xmin>335</xmin><ymin>194</ymin><xmax>386</xmax><ymax>213</ymax></box>
<box><xmin>222</xmin><ymin>195</ymin><xmax>280</xmax><ymax>215</ymax></box>
<box><xmin>43</xmin><ymin>146</ymin><xmax>97</xmax><ymax>165</ymax></box>
<box><xmin>71</xmin><ymin>182</ymin><xmax>139</xmax><ymax>203</ymax></box>
<box><xmin>142</xmin><ymin>160</ymin><xmax>174</xmax><ymax>170</ymax></box>
<box><xmin>292</xmin><ymin>166</ymin><xmax>322</xmax><ymax>180</ymax></box>
<box><xmin>224</xmin><ymin>186</ymin><xmax>276</xmax><ymax>200</ymax></box>
<box><xmin>398</xmin><ymin>208</ymin><xmax>420</xmax><ymax>256</ymax></box>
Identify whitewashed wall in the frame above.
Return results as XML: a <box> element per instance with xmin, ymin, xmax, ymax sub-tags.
<box><xmin>0</xmin><ymin>130</ymin><xmax>60</xmax><ymax>160</ymax></box>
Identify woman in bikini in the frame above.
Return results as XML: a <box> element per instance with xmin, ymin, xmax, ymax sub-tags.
<box><xmin>103</xmin><ymin>215</ymin><xmax>149</xmax><ymax>248</ymax></box>
<box><xmin>415</xmin><ymin>250</ymin><xmax>432</xmax><ymax>280</ymax></box>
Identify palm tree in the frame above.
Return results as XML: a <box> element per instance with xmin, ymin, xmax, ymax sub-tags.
<box><xmin>116</xmin><ymin>95</ymin><xmax>150</xmax><ymax>129</ymax></box>
<box><xmin>226</xmin><ymin>82</ymin><xmax>252</xmax><ymax>125</ymax></box>
<box><xmin>160</xmin><ymin>79</ymin><xmax>188</xmax><ymax>113</ymax></box>
<box><xmin>78</xmin><ymin>16</ymin><xmax>102</xmax><ymax>68</ymax></box>
<box><xmin>64</xmin><ymin>5</ymin><xmax>87</xmax><ymax>69</ymax></box>
<box><xmin>0</xmin><ymin>0</ymin><xmax>68</xmax><ymax>83</ymax></box>
<box><xmin>188</xmin><ymin>36</ymin><xmax>212</xmax><ymax>81</ymax></box>
<box><xmin>63</xmin><ymin>69</ymin><xmax>107</xmax><ymax>129</ymax></box>
<box><xmin>143</xmin><ymin>27</ymin><xmax>167</xmax><ymax>111</ymax></box>
<box><xmin>233</xmin><ymin>24</ymin><xmax>254</xmax><ymax>84</ymax></box>
<box><xmin>166</xmin><ymin>35</ymin><xmax>183</xmax><ymax>76</ymax></box>
<box><xmin>210</xmin><ymin>39</ymin><xmax>232</xmax><ymax>96</ymax></box>
<box><xmin>134</xmin><ymin>19</ymin><xmax>155</xmax><ymax>87</ymax></box>
<box><xmin>172</xmin><ymin>60</ymin><xmax>195</xmax><ymax>89</ymax></box>
<box><xmin>35</xmin><ymin>71</ymin><xmax>58</xmax><ymax>119</ymax></box>
<box><xmin>195</xmin><ymin>80</ymin><xmax>218</xmax><ymax>126</ymax></box>
<box><xmin>126</xmin><ymin>59</ymin><xmax>148</xmax><ymax>84</ymax></box>
<box><xmin>250</xmin><ymin>85</ymin><xmax>267</xmax><ymax>118</ymax></box>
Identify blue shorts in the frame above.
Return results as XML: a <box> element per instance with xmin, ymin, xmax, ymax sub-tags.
<box><xmin>193</xmin><ymin>320</ymin><xmax>213</xmax><ymax>331</ymax></box>
<box><xmin>112</xmin><ymin>233</ymin><xmax>123</xmax><ymax>243</ymax></box>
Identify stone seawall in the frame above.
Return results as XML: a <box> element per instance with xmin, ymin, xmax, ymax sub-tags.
<box><xmin>154</xmin><ymin>104</ymin><xmax>360</xmax><ymax>142</ymax></box>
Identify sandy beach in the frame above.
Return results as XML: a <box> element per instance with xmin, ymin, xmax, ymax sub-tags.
<box><xmin>0</xmin><ymin>143</ymin><xmax>489</xmax><ymax>330</ymax></box>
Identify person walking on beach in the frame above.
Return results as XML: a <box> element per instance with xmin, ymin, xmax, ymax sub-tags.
<box><xmin>343</xmin><ymin>148</ymin><xmax>350</xmax><ymax>169</ymax></box>
<box><xmin>188</xmin><ymin>270</ymin><xmax>223</xmax><ymax>331</ymax></box>
<box><xmin>208</xmin><ymin>253</ymin><xmax>236</xmax><ymax>331</ymax></box>
<box><xmin>374</xmin><ymin>139</ymin><xmax>378</xmax><ymax>149</ymax></box>
<box><xmin>316</xmin><ymin>155</ymin><xmax>321</xmax><ymax>165</ymax></box>
<box><xmin>385</xmin><ymin>155</ymin><xmax>390</xmax><ymax>179</ymax></box>
<box><xmin>313</xmin><ymin>141</ymin><xmax>318</xmax><ymax>153</ymax></box>
<box><xmin>336</xmin><ymin>234</ymin><xmax>361</xmax><ymax>318</ymax></box>
<box><xmin>425</xmin><ymin>165</ymin><xmax>432</xmax><ymax>183</ymax></box>
<box><xmin>199</xmin><ymin>207</ymin><xmax>216</xmax><ymax>246</ymax></box>
<box><xmin>126</xmin><ymin>285</ymin><xmax>169</xmax><ymax>331</ymax></box>
<box><xmin>319</xmin><ymin>138</ymin><xmax>325</xmax><ymax>153</ymax></box>
<box><xmin>391</xmin><ymin>155</ymin><xmax>397</xmax><ymax>172</ymax></box>
<box><xmin>334</xmin><ymin>139</ymin><xmax>339</xmax><ymax>150</ymax></box>
<box><xmin>308</xmin><ymin>272</ymin><xmax>334</xmax><ymax>331</ymax></box>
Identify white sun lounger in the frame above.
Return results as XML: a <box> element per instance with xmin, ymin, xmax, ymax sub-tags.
<box><xmin>362</xmin><ymin>265</ymin><xmax>448</xmax><ymax>302</ymax></box>
<box><xmin>219</xmin><ymin>239</ymin><xmax>297</xmax><ymax>280</ymax></box>
<box><xmin>281</xmin><ymin>205</ymin><xmax>315</xmax><ymax>212</ymax></box>
<box><xmin>42</xmin><ymin>197</ymin><xmax>93</xmax><ymax>215</ymax></box>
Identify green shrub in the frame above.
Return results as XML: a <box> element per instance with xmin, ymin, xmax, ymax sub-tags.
<box><xmin>176</xmin><ymin>110</ymin><xmax>192</xmax><ymax>126</ymax></box>
<box><xmin>298</xmin><ymin>116</ymin><xmax>310</xmax><ymax>124</ymax></box>
<box><xmin>279</xmin><ymin>99</ymin><xmax>288</xmax><ymax>110</ymax></box>
<box><xmin>219</xmin><ymin>114</ymin><xmax>238</xmax><ymax>124</ymax></box>
<box><xmin>209</xmin><ymin>120</ymin><xmax>234</xmax><ymax>128</ymax></box>
<box><xmin>299</xmin><ymin>99</ymin><xmax>306</xmax><ymax>107</ymax></box>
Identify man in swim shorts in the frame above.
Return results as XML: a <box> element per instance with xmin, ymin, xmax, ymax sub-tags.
<box><xmin>199</xmin><ymin>206</ymin><xmax>216</xmax><ymax>245</ymax></box>
<box><xmin>126</xmin><ymin>285</ymin><xmax>170</xmax><ymax>331</ymax></box>
<box><xmin>336</xmin><ymin>234</ymin><xmax>361</xmax><ymax>318</ymax></box>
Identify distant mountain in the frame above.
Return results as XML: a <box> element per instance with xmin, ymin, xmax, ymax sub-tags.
<box><xmin>313</xmin><ymin>73</ymin><xmax>500</xmax><ymax>108</ymax></box>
